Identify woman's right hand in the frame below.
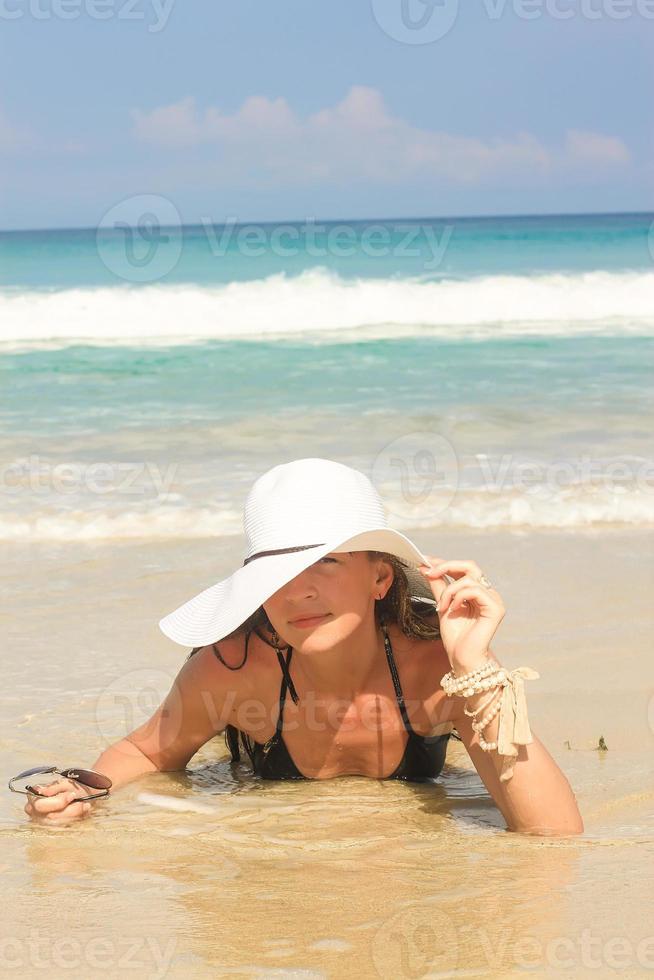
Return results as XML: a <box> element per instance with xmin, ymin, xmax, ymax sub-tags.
<box><xmin>24</xmin><ymin>778</ymin><xmax>94</xmax><ymax>823</ymax></box>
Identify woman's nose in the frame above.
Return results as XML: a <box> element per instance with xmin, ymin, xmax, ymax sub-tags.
<box><xmin>283</xmin><ymin>571</ymin><xmax>318</xmax><ymax>600</ymax></box>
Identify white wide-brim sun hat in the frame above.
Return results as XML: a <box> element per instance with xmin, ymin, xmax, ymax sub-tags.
<box><xmin>158</xmin><ymin>457</ymin><xmax>436</xmax><ymax>647</ymax></box>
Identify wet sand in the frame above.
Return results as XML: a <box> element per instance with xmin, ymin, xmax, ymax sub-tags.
<box><xmin>1</xmin><ymin>527</ymin><xmax>653</xmax><ymax>978</ymax></box>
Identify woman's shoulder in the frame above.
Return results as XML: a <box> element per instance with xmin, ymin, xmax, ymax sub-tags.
<box><xmin>185</xmin><ymin>630</ymin><xmax>275</xmax><ymax>691</ymax></box>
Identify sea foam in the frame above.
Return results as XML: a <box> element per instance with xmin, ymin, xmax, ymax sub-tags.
<box><xmin>1</xmin><ymin>485</ymin><xmax>652</xmax><ymax>539</ymax></box>
<box><xmin>1</xmin><ymin>268</ymin><xmax>653</xmax><ymax>348</ymax></box>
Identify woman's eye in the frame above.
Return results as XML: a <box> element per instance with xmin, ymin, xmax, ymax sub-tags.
<box><xmin>320</xmin><ymin>557</ymin><xmax>337</xmax><ymax>564</ymax></box>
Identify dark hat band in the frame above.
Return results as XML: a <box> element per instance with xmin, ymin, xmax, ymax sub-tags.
<box><xmin>242</xmin><ymin>543</ymin><xmax>326</xmax><ymax>566</ymax></box>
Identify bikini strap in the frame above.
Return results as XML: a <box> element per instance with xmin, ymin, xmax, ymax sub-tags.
<box><xmin>381</xmin><ymin>624</ymin><xmax>415</xmax><ymax>735</ymax></box>
<box><xmin>275</xmin><ymin>647</ymin><xmax>297</xmax><ymax>734</ymax></box>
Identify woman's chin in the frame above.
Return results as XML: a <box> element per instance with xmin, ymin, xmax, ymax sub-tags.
<box><xmin>289</xmin><ymin>622</ymin><xmax>339</xmax><ymax>651</ymax></box>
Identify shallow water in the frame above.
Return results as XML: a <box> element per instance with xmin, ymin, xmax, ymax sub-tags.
<box><xmin>2</xmin><ymin>529</ymin><xmax>652</xmax><ymax>978</ymax></box>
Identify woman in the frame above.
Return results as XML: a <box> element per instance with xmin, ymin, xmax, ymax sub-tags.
<box><xmin>21</xmin><ymin>458</ymin><xmax>583</xmax><ymax>835</ymax></box>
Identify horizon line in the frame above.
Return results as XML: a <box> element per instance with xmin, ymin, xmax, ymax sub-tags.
<box><xmin>1</xmin><ymin>207</ymin><xmax>653</xmax><ymax>236</ymax></box>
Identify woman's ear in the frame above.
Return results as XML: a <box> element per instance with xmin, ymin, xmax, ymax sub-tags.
<box><xmin>375</xmin><ymin>557</ymin><xmax>395</xmax><ymax>594</ymax></box>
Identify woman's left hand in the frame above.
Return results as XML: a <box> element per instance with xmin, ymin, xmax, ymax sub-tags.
<box><xmin>418</xmin><ymin>557</ymin><xmax>506</xmax><ymax>672</ymax></box>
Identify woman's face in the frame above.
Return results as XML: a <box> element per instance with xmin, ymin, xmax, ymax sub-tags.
<box><xmin>263</xmin><ymin>551</ymin><xmax>393</xmax><ymax>653</ymax></box>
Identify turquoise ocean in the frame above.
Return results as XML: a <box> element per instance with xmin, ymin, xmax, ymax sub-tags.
<box><xmin>1</xmin><ymin>211</ymin><xmax>653</xmax><ymax>542</ymax></box>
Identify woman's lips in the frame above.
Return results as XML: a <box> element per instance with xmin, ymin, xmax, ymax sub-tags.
<box><xmin>289</xmin><ymin>613</ymin><xmax>331</xmax><ymax>629</ymax></box>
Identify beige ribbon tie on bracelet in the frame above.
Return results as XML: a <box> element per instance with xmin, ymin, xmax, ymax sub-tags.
<box><xmin>496</xmin><ymin>667</ymin><xmax>540</xmax><ymax>782</ymax></box>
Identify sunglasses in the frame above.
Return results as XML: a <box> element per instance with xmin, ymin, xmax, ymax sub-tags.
<box><xmin>8</xmin><ymin>766</ymin><xmax>112</xmax><ymax>803</ymax></box>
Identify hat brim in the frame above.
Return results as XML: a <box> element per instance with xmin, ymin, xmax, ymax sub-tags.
<box><xmin>158</xmin><ymin>528</ymin><xmax>434</xmax><ymax>647</ymax></box>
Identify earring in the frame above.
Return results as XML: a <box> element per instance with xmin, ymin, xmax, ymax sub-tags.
<box><xmin>271</xmin><ymin>628</ymin><xmax>280</xmax><ymax>650</ymax></box>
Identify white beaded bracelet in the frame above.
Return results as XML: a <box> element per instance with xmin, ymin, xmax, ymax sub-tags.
<box><xmin>460</xmin><ymin>686</ymin><xmax>504</xmax><ymax>751</ymax></box>
<box><xmin>471</xmin><ymin>690</ymin><xmax>503</xmax><ymax>735</ymax></box>
<box><xmin>441</xmin><ymin>664</ymin><xmax>509</xmax><ymax>699</ymax></box>
<box><xmin>464</xmin><ymin>685</ymin><xmax>501</xmax><ymax>720</ymax></box>
<box><xmin>442</xmin><ymin>659</ymin><xmax>496</xmax><ymax>686</ymax></box>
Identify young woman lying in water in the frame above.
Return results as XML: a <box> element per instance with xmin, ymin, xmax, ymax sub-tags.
<box><xmin>19</xmin><ymin>459</ymin><xmax>583</xmax><ymax>836</ymax></box>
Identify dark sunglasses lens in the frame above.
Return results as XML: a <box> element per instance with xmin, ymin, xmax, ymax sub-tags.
<box><xmin>61</xmin><ymin>769</ymin><xmax>112</xmax><ymax>790</ymax></box>
<box><xmin>14</xmin><ymin>766</ymin><xmax>55</xmax><ymax>781</ymax></box>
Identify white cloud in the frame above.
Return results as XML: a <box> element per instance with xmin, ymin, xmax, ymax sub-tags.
<box><xmin>564</xmin><ymin>129</ymin><xmax>631</xmax><ymax>165</ymax></box>
<box><xmin>130</xmin><ymin>86</ymin><xmax>632</xmax><ymax>187</ymax></box>
<box><xmin>131</xmin><ymin>94</ymin><xmax>300</xmax><ymax>148</ymax></box>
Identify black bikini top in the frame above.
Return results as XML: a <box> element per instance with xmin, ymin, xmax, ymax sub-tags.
<box><xmin>224</xmin><ymin>623</ymin><xmax>452</xmax><ymax>783</ymax></box>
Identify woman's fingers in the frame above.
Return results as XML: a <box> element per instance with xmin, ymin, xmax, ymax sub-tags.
<box><xmin>444</xmin><ymin>585</ymin><xmax>485</xmax><ymax>614</ymax></box>
<box><xmin>418</xmin><ymin>558</ymin><xmax>453</xmax><ymax>602</ymax></box>
<box><xmin>24</xmin><ymin>792</ymin><xmax>92</xmax><ymax>821</ymax></box>
<box><xmin>421</xmin><ymin>558</ymin><xmax>484</xmax><ymax>581</ymax></box>
<box><xmin>440</xmin><ymin>577</ymin><xmax>504</xmax><ymax>614</ymax></box>
<box><xmin>21</xmin><ymin>775</ymin><xmax>96</xmax><ymax>822</ymax></box>
<box><xmin>29</xmin><ymin>778</ymin><xmax>73</xmax><ymax>797</ymax></box>
<box><xmin>42</xmin><ymin>802</ymin><xmax>92</xmax><ymax>823</ymax></box>
<box><xmin>435</xmin><ymin>574</ymin><xmax>479</xmax><ymax>611</ymax></box>
<box><xmin>444</xmin><ymin>584</ymin><xmax>505</xmax><ymax>616</ymax></box>
<box><xmin>27</xmin><ymin>789</ymin><xmax>80</xmax><ymax>814</ymax></box>
<box><xmin>28</xmin><ymin>803</ymin><xmax>92</xmax><ymax>823</ymax></box>
<box><xmin>421</xmin><ymin>560</ymin><xmax>498</xmax><ymax>602</ymax></box>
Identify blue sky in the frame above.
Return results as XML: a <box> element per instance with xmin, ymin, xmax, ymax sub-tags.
<box><xmin>1</xmin><ymin>0</ymin><xmax>652</xmax><ymax>230</ymax></box>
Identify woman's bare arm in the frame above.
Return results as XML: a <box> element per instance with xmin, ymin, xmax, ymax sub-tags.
<box><xmin>452</xmin><ymin>649</ymin><xmax>584</xmax><ymax>836</ymax></box>
<box><xmin>24</xmin><ymin>642</ymin><xmax>245</xmax><ymax>820</ymax></box>
<box><xmin>93</xmin><ymin>643</ymin><xmax>243</xmax><ymax>784</ymax></box>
